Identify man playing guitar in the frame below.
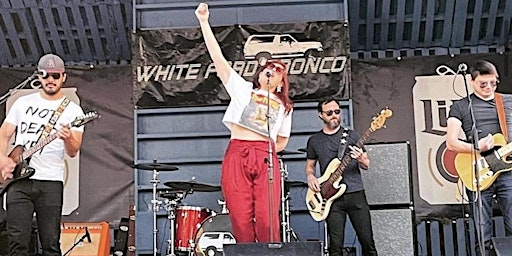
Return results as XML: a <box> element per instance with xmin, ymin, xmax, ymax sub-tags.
<box><xmin>305</xmin><ymin>97</ymin><xmax>378</xmax><ymax>256</ymax></box>
<box><xmin>446</xmin><ymin>60</ymin><xmax>512</xmax><ymax>256</ymax></box>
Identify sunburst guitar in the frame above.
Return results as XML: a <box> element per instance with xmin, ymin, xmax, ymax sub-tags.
<box><xmin>305</xmin><ymin>108</ymin><xmax>392</xmax><ymax>221</ymax></box>
<box><xmin>454</xmin><ymin>133</ymin><xmax>512</xmax><ymax>191</ymax></box>
<box><xmin>0</xmin><ymin>111</ymin><xmax>99</xmax><ymax>196</ymax></box>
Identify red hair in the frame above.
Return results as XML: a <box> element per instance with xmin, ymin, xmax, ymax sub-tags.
<box><xmin>252</xmin><ymin>60</ymin><xmax>293</xmax><ymax>114</ymax></box>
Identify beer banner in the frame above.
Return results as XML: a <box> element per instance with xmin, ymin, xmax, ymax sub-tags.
<box><xmin>133</xmin><ymin>21</ymin><xmax>351</xmax><ymax>108</ymax></box>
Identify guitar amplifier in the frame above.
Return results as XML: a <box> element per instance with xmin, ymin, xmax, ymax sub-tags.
<box><xmin>60</xmin><ymin>222</ymin><xmax>110</xmax><ymax>256</ymax></box>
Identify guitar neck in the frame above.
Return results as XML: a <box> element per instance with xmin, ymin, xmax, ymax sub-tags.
<box><xmin>331</xmin><ymin>127</ymin><xmax>374</xmax><ymax>179</ymax></box>
<box><xmin>21</xmin><ymin>133</ymin><xmax>58</xmax><ymax>161</ymax></box>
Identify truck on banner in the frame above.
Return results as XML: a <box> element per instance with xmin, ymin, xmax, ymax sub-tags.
<box><xmin>133</xmin><ymin>21</ymin><xmax>350</xmax><ymax>108</ymax></box>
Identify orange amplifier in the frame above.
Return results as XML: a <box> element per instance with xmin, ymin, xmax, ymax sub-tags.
<box><xmin>60</xmin><ymin>222</ymin><xmax>110</xmax><ymax>256</ymax></box>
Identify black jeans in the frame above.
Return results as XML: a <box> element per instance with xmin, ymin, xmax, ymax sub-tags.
<box><xmin>326</xmin><ymin>190</ymin><xmax>378</xmax><ymax>256</ymax></box>
<box><xmin>6</xmin><ymin>179</ymin><xmax>63</xmax><ymax>256</ymax></box>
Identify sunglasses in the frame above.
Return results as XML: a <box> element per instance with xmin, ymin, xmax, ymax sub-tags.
<box><xmin>477</xmin><ymin>79</ymin><xmax>499</xmax><ymax>87</ymax></box>
<box><xmin>40</xmin><ymin>73</ymin><xmax>63</xmax><ymax>80</ymax></box>
<box><xmin>322</xmin><ymin>109</ymin><xmax>341</xmax><ymax>116</ymax></box>
<box><xmin>266</xmin><ymin>63</ymin><xmax>285</xmax><ymax>73</ymax></box>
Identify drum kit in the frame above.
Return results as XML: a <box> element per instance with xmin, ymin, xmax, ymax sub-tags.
<box><xmin>133</xmin><ymin>149</ymin><xmax>307</xmax><ymax>256</ymax></box>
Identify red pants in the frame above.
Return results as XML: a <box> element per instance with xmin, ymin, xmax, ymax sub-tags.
<box><xmin>221</xmin><ymin>139</ymin><xmax>281</xmax><ymax>243</ymax></box>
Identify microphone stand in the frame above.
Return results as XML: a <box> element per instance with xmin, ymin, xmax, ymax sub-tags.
<box><xmin>460</xmin><ymin>68</ymin><xmax>485</xmax><ymax>256</ymax></box>
<box><xmin>63</xmin><ymin>228</ymin><xmax>90</xmax><ymax>256</ymax></box>
<box><xmin>265</xmin><ymin>75</ymin><xmax>275</xmax><ymax>243</ymax></box>
<box><xmin>0</xmin><ymin>73</ymin><xmax>37</xmax><ymax>105</ymax></box>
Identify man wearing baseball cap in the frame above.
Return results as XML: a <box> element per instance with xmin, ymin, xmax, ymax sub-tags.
<box><xmin>0</xmin><ymin>53</ymin><xmax>85</xmax><ymax>255</ymax></box>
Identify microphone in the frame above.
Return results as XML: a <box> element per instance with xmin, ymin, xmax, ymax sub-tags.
<box><xmin>265</xmin><ymin>70</ymin><xmax>273</xmax><ymax>78</ymax></box>
<box><xmin>33</xmin><ymin>69</ymin><xmax>47</xmax><ymax>77</ymax></box>
<box><xmin>85</xmin><ymin>227</ymin><xmax>92</xmax><ymax>243</ymax></box>
<box><xmin>458</xmin><ymin>63</ymin><xmax>468</xmax><ymax>73</ymax></box>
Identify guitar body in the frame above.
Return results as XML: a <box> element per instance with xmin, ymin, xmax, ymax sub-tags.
<box><xmin>0</xmin><ymin>145</ymin><xmax>36</xmax><ymax>196</ymax></box>
<box><xmin>454</xmin><ymin>133</ymin><xmax>512</xmax><ymax>191</ymax></box>
<box><xmin>0</xmin><ymin>112</ymin><xmax>98</xmax><ymax>197</ymax></box>
<box><xmin>305</xmin><ymin>108</ymin><xmax>392</xmax><ymax>222</ymax></box>
<box><xmin>306</xmin><ymin>158</ymin><xmax>347</xmax><ymax>221</ymax></box>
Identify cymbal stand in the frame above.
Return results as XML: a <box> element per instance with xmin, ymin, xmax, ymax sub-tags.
<box><xmin>164</xmin><ymin>192</ymin><xmax>185</xmax><ymax>256</ymax></box>
<box><xmin>279</xmin><ymin>158</ymin><xmax>298</xmax><ymax>242</ymax></box>
<box><xmin>323</xmin><ymin>222</ymin><xmax>329</xmax><ymax>256</ymax></box>
<box><xmin>150</xmin><ymin>167</ymin><xmax>162</xmax><ymax>256</ymax></box>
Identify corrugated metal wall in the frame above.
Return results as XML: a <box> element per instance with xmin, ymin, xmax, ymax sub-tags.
<box><xmin>0</xmin><ymin>0</ymin><xmax>509</xmax><ymax>67</ymax></box>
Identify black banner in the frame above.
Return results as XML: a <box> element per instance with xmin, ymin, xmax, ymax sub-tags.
<box><xmin>133</xmin><ymin>21</ymin><xmax>351</xmax><ymax>108</ymax></box>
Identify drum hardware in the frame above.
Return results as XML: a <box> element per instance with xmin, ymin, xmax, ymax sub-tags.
<box><xmin>132</xmin><ymin>160</ymin><xmax>179</xmax><ymax>256</ymax></box>
<box><xmin>217</xmin><ymin>200</ymin><xmax>229</xmax><ymax>214</ymax></box>
<box><xmin>278</xmin><ymin>156</ymin><xmax>304</xmax><ymax>243</ymax></box>
<box><xmin>164</xmin><ymin>180</ymin><xmax>221</xmax><ymax>193</ymax></box>
<box><xmin>324</xmin><ymin>221</ymin><xmax>329</xmax><ymax>256</ymax></box>
<box><xmin>162</xmin><ymin>191</ymin><xmax>186</xmax><ymax>256</ymax></box>
<box><xmin>159</xmin><ymin>179</ymin><xmax>220</xmax><ymax>256</ymax></box>
<box><xmin>277</xmin><ymin>149</ymin><xmax>304</xmax><ymax>156</ymax></box>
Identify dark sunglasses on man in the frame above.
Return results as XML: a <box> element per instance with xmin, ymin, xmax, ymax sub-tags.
<box><xmin>322</xmin><ymin>109</ymin><xmax>341</xmax><ymax>116</ymax></box>
<box><xmin>40</xmin><ymin>72</ymin><xmax>63</xmax><ymax>80</ymax></box>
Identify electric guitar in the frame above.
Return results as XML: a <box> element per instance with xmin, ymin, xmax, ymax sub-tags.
<box><xmin>454</xmin><ymin>133</ymin><xmax>512</xmax><ymax>191</ymax></box>
<box><xmin>306</xmin><ymin>108</ymin><xmax>392</xmax><ymax>221</ymax></box>
<box><xmin>0</xmin><ymin>111</ymin><xmax>99</xmax><ymax>196</ymax></box>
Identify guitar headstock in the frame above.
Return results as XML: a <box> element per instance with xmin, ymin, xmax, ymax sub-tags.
<box><xmin>370</xmin><ymin>108</ymin><xmax>392</xmax><ymax>131</ymax></box>
<box><xmin>70</xmin><ymin>111</ymin><xmax>100</xmax><ymax>127</ymax></box>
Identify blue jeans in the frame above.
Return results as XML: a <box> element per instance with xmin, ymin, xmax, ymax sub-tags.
<box><xmin>467</xmin><ymin>171</ymin><xmax>512</xmax><ymax>256</ymax></box>
<box><xmin>6</xmin><ymin>179</ymin><xmax>63</xmax><ymax>256</ymax></box>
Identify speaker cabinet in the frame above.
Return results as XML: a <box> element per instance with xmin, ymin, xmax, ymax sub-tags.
<box><xmin>491</xmin><ymin>237</ymin><xmax>512</xmax><ymax>256</ymax></box>
<box><xmin>224</xmin><ymin>241</ymin><xmax>323</xmax><ymax>256</ymax></box>
<box><xmin>370</xmin><ymin>209</ymin><xmax>415</xmax><ymax>256</ymax></box>
<box><xmin>60</xmin><ymin>222</ymin><xmax>110</xmax><ymax>256</ymax></box>
<box><xmin>363</xmin><ymin>142</ymin><xmax>412</xmax><ymax>206</ymax></box>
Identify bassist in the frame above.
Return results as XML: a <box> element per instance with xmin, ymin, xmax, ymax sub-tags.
<box><xmin>0</xmin><ymin>54</ymin><xmax>84</xmax><ymax>256</ymax></box>
<box><xmin>305</xmin><ymin>97</ymin><xmax>377</xmax><ymax>256</ymax></box>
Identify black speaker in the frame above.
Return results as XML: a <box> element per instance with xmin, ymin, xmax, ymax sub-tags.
<box><xmin>491</xmin><ymin>237</ymin><xmax>512</xmax><ymax>256</ymax></box>
<box><xmin>224</xmin><ymin>241</ymin><xmax>323</xmax><ymax>256</ymax></box>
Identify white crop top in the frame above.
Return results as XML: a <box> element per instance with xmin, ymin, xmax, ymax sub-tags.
<box><xmin>222</xmin><ymin>70</ymin><xmax>292</xmax><ymax>141</ymax></box>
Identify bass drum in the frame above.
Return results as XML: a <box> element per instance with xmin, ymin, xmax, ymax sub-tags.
<box><xmin>194</xmin><ymin>214</ymin><xmax>235</xmax><ymax>256</ymax></box>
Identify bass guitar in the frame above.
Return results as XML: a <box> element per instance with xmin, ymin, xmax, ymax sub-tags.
<box><xmin>0</xmin><ymin>111</ymin><xmax>99</xmax><ymax>196</ymax></box>
<box><xmin>305</xmin><ymin>108</ymin><xmax>392</xmax><ymax>221</ymax></box>
<box><xmin>454</xmin><ymin>133</ymin><xmax>512</xmax><ymax>191</ymax></box>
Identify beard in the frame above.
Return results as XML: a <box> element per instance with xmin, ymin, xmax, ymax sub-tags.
<box><xmin>323</xmin><ymin>117</ymin><xmax>340</xmax><ymax>130</ymax></box>
<box><xmin>42</xmin><ymin>84</ymin><xmax>61</xmax><ymax>95</ymax></box>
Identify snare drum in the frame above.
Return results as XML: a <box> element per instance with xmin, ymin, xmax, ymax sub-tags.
<box><xmin>194</xmin><ymin>214</ymin><xmax>235</xmax><ymax>256</ymax></box>
<box><xmin>175</xmin><ymin>206</ymin><xmax>211</xmax><ymax>251</ymax></box>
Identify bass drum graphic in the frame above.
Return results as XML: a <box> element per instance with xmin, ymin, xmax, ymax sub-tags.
<box><xmin>194</xmin><ymin>213</ymin><xmax>235</xmax><ymax>256</ymax></box>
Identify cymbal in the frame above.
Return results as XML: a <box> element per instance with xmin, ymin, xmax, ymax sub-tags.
<box><xmin>164</xmin><ymin>181</ymin><xmax>221</xmax><ymax>192</ymax></box>
<box><xmin>158</xmin><ymin>190</ymin><xmax>185</xmax><ymax>200</ymax></box>
<box><xmin>132</xmin><ymin>162</ymin><xmax>179</xmax><ymax>171</ymax></box>
<box><xmin>277</xmin><ymin>149</ymin><xmax>304</xmax><ymax>156</ymax></box>
<box><xmin>285</xmin><ymin>180</ymin><xmax>308</xmax><ymax>188</ymax></box>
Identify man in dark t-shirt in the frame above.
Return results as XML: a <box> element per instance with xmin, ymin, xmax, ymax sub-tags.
<box><xmin>446</xmin><ymin>60</ymin><xmax>512</xmax><ymax>256</ymax></box>
<box><xmin>305</xmin><ymin>97</ymin><xmax>377</xmax><ymax>256</ymax></box>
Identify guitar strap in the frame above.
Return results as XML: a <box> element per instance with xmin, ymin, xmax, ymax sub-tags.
<box><xmin>36</xmin><ymin>97</ymin><xmax>70</xmax><ymax>144</ymax></box>
<box><xmin>337</xmin><ymin>127</ymin><xmax>349</xmax><ymax>159</ymax></box>
<box><xmin>495</xmin><ymin>93</ymin><xmax>508</xmax><ymax>142</ymax></box>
